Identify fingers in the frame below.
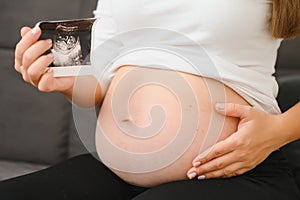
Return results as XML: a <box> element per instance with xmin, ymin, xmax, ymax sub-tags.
<box><xmin>20</xmin><ymin>27</ymin><xmax>31</xmax><ymax>38</ymax></box>
<box><xmin>19</xmin><ymin>65</ymin><xmax>30</xmax><ymax>83</ymax></box>
<box><xmin>188</xmin><ymin>151</ymin><xmax>244</xmax><ymax>179</ymax></box>
<box><xmin>27</xmin><ymin>53</ymin><xmax>54</xmax><ymax>85</ymax></box>
<box><xmin>22</xmin><ymin>39</ymin><xmax>52</xmax><ymax>69</ymax></box>
<box><xmin>37</xmin><ymin>69</ymin><xmax>55</xmax><ymax>92</ymax></box>
<box><xmin>37</xmin><ymin>71</ymin><xmax>75</xmax><ymax>93</ymax></box>
<box><xmin>198</xmin><ymin>164</ymin><xmax>251</xmax><ymax>180</ymax></box>
<box><xmin>215</xmin><ymin>103</ymin><xmax>253</xmax><ymax>119</ymax></box>
<box><xmin>15</xmin><ymin>26</ymin><xmax>41</xmax><ymax>72</ymax></box>
<box><xmin>192</xmin><ymin>136</ymin><xmax>237</xmax><ymax>167</ymax></box>
<box><xmin>15</xmin><ymin>25</ymin><xmax>54</xmax><ymax>88</ymax></box>
<box><xmin>186</xmin><ymin>134</ymin><xmax>244</xmax><ymax>180</ymax></box>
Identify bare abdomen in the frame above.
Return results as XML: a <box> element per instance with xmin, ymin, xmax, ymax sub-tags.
<box><xmin>96</xmin><ymin>65</ymin><xmax>249</xmax><ymax>187</ymax></box>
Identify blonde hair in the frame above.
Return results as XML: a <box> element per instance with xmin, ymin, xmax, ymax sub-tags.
<box><xmin>271</xmin><ymin>0</ymin><xmax>300</xmax><ymax>39</ymax></box>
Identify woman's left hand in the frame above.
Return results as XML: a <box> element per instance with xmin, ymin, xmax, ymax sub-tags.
<box><xmin>186</xmin><ymin>103</ymin><xmax>286</xmax><ymax>180</ymax></box>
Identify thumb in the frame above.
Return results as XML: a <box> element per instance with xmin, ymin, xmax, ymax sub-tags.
<box><xmin>215</xmin><ymin>103</ymin><xmax>252</xmax><ymax>119</ymax></box>
<box><xmin>20</xmin><ymin>26</ymin><xmax>32</xmax><ymax>38</ymax></box>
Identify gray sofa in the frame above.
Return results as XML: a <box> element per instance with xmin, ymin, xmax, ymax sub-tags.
<box><xmin>0</xmin><ymin>0</ymin><xmax>300</xmax><ymax>192</ymax></box>
<box><xmin>0</xmin><ymin>0</ymin><xmax>98</xmax><ymax>180</ymax></box>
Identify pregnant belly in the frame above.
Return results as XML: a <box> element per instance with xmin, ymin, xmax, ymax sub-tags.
<box><xmin>96</xmin><ymin>65</ymin><xmax>249</xmax><ymax>187</ymax></box>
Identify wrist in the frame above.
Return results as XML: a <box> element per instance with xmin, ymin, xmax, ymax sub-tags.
<box><xmin>273</xmin><ymin>113</ymin><xmax>294</xmax><ymax>148</ymax></box>
<box><xmin>60</xmin><ymin>86</ymin><xmax>74</xmax><ymax>102</ymax></box>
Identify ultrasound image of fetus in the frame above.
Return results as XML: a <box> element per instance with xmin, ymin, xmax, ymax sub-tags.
<box><xmin>51</xmin><ymin>25</ymin><xmax>83</xmax><ymax>66</ymax></box>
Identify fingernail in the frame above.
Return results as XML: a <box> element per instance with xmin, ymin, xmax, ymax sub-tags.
<box><xmin>215</xmin><ymin>103</ymin><xmax>225</xmax><ymax>111</ymax></box>
<box><xmin>46</xmin><ymin>39</ymin><xmax>52</xmax><ymax>45</ymax></box>
<box><xmin>193</xmin><ymin>161</ymin><xmax>201</xmax><ymax>167</ymax></box>
<box><xmin>31</xmin><ymin>26</ymin><xmax>40</xmax><ymax>35</ymax></box>
<box><xmin>198</xmin><ymin>175</ymin><xmax>206</xmax><ymax>180</ymax></box>
<box><xmin>188</xmin><ymin>172</ymin><xmax>197</xmax><ymax>179</ymax></box>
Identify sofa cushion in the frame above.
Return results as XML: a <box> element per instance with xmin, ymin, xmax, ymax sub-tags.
<box><xmin>0</xmin><ymin>0</ymin><xmax>97</xmax><ymax>165</ymax></box>
<box><xmin>0</xmin><ymin>48</ymin><xmax>72</xmax><ymax>165</ymax></box>
<box><xmin>276</xmin><ymin>38</ymin><xmax>300</xmax><ymax>76</ymax></box>
<box><xmin>277</xmin><ymin>76</ymin><xmax>300</xmax><ymax>189</ymax></box>
<box><xmin>0</xmin><ymin>160</ymin><xmax>48</xmax><ymax>181</ymax></box>
<box><xmin>68</xmin><ymin>120</ymin><xmax>89</xmax><ymax>158</ymax></box>
<box><xmin>277</xmin><ymin>76</ymin><xmax>300</xmax><ymax>112</ymax></box>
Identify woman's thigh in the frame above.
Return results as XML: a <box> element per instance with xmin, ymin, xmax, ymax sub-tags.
<box><xmin>133</xmin><ymin>151</ymin><xmax>300</xmax><ymax>200</ymax></box>
<box><xmin>0</xmin><ymin>154</ymin><xmax>139</xmax><ymax>200</ymax></box>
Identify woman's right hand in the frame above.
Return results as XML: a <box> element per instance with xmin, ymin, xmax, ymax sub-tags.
<box><xmin>14</xmin><ymin>26</ymin><xmax>75</xmax><ymax>94</ymax></box>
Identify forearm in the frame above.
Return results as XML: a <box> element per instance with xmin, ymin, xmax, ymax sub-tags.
<box><xmin>276</xmin><ymin>102</ymin><xmax>300</xmax><ymax>146</ymax></box>
<box><xmin>62</xmin><ymin>76</ymin><xmax>102</xmax><ymax>108</ymax></box>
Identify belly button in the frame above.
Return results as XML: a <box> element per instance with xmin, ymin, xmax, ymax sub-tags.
<box><xmin>121</xmin><ymin>118</ymin><xmax>131</xmax><ymax>122</ymax></box>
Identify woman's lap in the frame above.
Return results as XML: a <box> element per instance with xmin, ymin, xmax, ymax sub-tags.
<box><xmin>133</xmin><ymin>150</ymin><xmax>300</xmax><ymax>200</ymax></box>
<box><xmin>1</xmin><ymin>151</ymin><xmax>299</xmax><ymax>200</ymax></box>
<box><xmin>0</xmin><ymin>154</ymin><xmax>140</xmax><ymax>200</ymax></box>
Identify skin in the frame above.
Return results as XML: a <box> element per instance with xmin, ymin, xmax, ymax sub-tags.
<box><xmin>187</xmin><ymin>102</ymin><xmax>300</xmax><ymax>180</ymax></box>
<box><xmin>96</xmin><ymin>65</ymin><xmax>249</xmax><ymax>187</ymax></box>
<box><xmin>15</xmin><ymin>26</ymin><xmax>300</xmax><ymax>181</ymax></box>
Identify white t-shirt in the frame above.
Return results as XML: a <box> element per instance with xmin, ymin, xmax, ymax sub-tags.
<box><xmin>91</xmin><ymin>0</ymin><xmax>282</xmax><ymax>114</ymax></box>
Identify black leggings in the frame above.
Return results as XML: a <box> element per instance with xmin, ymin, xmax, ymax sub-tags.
<box><xmin>1</xmin><ymin>150</ymin><xmax>299</xmax><ymax>200</ymax></box>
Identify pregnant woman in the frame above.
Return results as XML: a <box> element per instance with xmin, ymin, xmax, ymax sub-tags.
<box><xmin>2</xmin><ymin>0</ymin><xmax>300</xmax><ymax>199</ymax></box>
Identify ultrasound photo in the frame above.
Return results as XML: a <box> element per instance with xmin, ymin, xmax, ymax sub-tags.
<box><xmin>38</xmin><ymin>18</ymin><xmax>96</xmax><ymax>67</ymax></box>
